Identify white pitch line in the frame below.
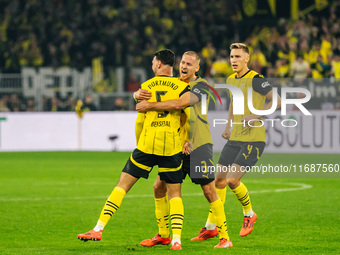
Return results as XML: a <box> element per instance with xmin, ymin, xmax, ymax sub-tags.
<box><xmin>0</xmin><ymin>181</ymin><xmax>312</xmax><ymax>202</ymax></box>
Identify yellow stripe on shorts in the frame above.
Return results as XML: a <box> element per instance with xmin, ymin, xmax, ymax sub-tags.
<box><xmin>130</xmin><ymin>155</ymin><xmax>152</xmax><ymax>172</ymax></box>
<box><xmin>159</xmin><ymin>162</ymin><xmax>183</xmax><ymax>173</ymax></box>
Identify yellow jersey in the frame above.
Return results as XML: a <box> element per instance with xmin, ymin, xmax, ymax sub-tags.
<box><xmin>227</xmin><ymin>70</ymin><xmax>272</xmax><ymax>143</ymax></box>
<box><xmin>189</xmin><ymin>77</ymin><xmax>213</xmax><ymax>150</ymax></box>
<box><xmin>137</xmin><ymin>76</ymin><xmax>190</xmax><ymax>156</ymax></box>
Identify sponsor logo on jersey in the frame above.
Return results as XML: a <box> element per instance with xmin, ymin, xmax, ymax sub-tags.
<box><xmin>261</xmin><ymin>81</ymin><xmax>270</xmax><ymax>88</ymax></box>
<box><xmin>151</xmin><ymin>121</ymin><xmax>170</xmax><ymax>127</ymax></box>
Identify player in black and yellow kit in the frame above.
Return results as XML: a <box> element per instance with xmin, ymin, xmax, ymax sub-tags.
<box><xmin>136</xmin><ymin>51</ymin><xmax>232</xmax><ymax>248</ymax></box>
<box><xmin>199</xmin><ymin>43</ymin><xmax>281</xmax><ymax>238</ymax></box>
<box><xmin>77</xmin><ymin>49</ymin><xmax>189</xmax><ymax>251</ymax></box>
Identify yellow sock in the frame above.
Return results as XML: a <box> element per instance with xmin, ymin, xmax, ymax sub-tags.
<box><xmin>231</xmin><ymin>182</ymin><xmax>253</xmax><ymax>216</ymax></box>
<box><xmin>217</xmin><ymin>187</ymin><xmax>227</xmax><ymax>205</ymax></box>
<box><xmin>210</xmin><ymin>199</ymin><xmax>230</xmax><ymax>240</ymax></box>
<box><xmin>169</xmin><ymin>197</ymin><xmax>184</xmax><ymax>240</ymax></box>
<box><xmin>97</xmin><ymin>186</ymin><xmax>126</xmax><ymax>228</ymax></box>
<box><xmin>206</xmin><ymin>187</ymin><xmax>226</xmax><ymax>227</ymax></box>
<box><xmin>155</xmin><ymin>196</ymin><xmax>170</xmax><ymax>238</ymax></box>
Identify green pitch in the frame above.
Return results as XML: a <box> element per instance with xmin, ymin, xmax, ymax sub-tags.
<box><xmin>0</xmin><ymin>152</ymin><xmax>339</xmax><ymax>255</ymax></box>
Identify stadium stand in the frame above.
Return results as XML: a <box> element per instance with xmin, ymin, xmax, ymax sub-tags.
<box><xmin>0</xmin><ymin>0</ymin><xmax>339</xmax><ymax>111</ymax></box>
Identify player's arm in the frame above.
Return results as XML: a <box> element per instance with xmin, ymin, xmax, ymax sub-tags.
<box><xmin>135</xmin><ymin>112</ymin><xmax>145</xmax><ymax>145</ymax></box>
<box><xmin>182</xmin><ymin>106</ymin><xmax>192</xmax><ymax>155</ymax></box>
<box><xmin>135</xmin><ymin>83</ymin><xmax>197</xmax><ymax>111</ymax></box>
<box><xmin>241</xmin><ymin>75</ymin><xmax>282</xmax><ymax>124</ymax></box>
<box><xmin>136</xmin><ymin>89</ymin><xmax>197</xmax><ymax>112</ymax></box>
<box><xmin>183</xmin><ymin>106</ymin><xmax>192</xmax><ymax>142</ymax></box>
<box><xmin>133</xmin><ymin>89</ymin><xmax>152</xmax><ymax>102</ymax></box>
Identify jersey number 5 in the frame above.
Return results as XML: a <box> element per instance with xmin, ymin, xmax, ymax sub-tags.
<box><xmin>156</xmin><ymin>91</ymin><xmax>169</xmax><ymax>118</ymax></box>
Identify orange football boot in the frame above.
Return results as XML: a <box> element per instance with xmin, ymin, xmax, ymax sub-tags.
<box><xmin>240</xmin><ymin>212</ymin><xmax>257</xmax><ymax>237</ymax></box>
<box><xmin>77</xmin><ymin>229</ymin><xmax>102</xmax><ymax>241</ymax></box>
<box><xmin>214</xmin><ymin>238</ymin><xmax>233</xmax><ymax>248</ymax></box>
<box><xmin>140</xmin><ymin>233</ymin><xmax>171</xmax><ymax>247</ymax></box>
<box><xmin>170</xmin><ymin>242</ymin><xmax>182</xmax><ymax>250</ymax></box>
<box><xmin>191</xmin><ymin>227</ymin><xmax>218</xmax><ymax>241</ymax></box>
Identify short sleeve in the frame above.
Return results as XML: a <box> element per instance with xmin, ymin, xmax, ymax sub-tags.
<box><xmin>252</xmin><ymin>74</ymin><xmax>272</xmax><ymax>95</ymax></box>
<box><xmin>179</xmin><ymin>85</ymin><xmax>190</xmax><ymax>97</ymax></box>
<box><xmin>191</xmin><ymin>82</ymin><xmax>209</xmax><ymax>102</ymax></box>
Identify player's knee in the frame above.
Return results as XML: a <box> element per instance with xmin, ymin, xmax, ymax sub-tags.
<box><xmin>167</xmin><ymin>184</ymin><xmax>181</xmax><ymax>200</ymax></box>
<box><xmin>215</xmin><ymin>178</ymin><xmax>227</xmax><ymax>189</ymax></box>
<box><xmin>226</xmin><ymin>178</ymin><xmax>240</xmax><ymax>189</ymax></box>
<box><xmin>153</xmin><ymin>181</ymin><xmax>167</xmax><ymax>197</ymax></box>
<box><xmin>201</xmin><ymin>183</ymin><xmax>219</xmax><ymax>202</ymax></box>
<box><xmin>203</xmin><ymin>189</ymin><xmax>217</xmax><ymax>203</ymax></box>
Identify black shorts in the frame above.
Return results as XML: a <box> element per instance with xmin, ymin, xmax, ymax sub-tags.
<box><xmin>182</xmin><ymin>144</ymin><xmax>215</xmax><ymax>185</ymax></box>
<box><xmin>122</xmin><ymin>148</ymin><xmax>183</xmax><ymax>184</ymax></box>
<box><xmin>218</xmin><ymin>140</ymin><xmax>265</xmax><ymax>171</ymax></box>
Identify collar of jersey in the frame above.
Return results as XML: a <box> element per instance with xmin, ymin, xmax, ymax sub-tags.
<box><xmin>235</xmin><ymin>69</ymin><xmax>251</xmax><ymax>79</ymax></box>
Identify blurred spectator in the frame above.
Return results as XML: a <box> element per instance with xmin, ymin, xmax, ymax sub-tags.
<box><xmin>291</xmin><ymin>55</ymin><xmax>311</xmax><ymax>81</ymax></box>
<box><xmin>311</xmin><ymin>54</ymin><xmax>332</xmax><ymax>79</ymax></box>
<box><xmin>266</xmin><ymin>67</ymin><xmax>277</xmax><ymax>78</ymax></box>
<box><xmin>45</xmin><ymin>95</ymin><xmax>79</xmax><ymax>112</ymax></box>
<box><xmin>277</xmin><ymin>36</ymin><xmax>290</xmax><ymax>61</ymax></box>
<box><xmin>66</xmin><ymin>96</ymin><xmax>77</xmax><ymax>111</ymax></box>
<box><xmin>47</xmin><ymin>96</ymin><xmax>62</xmax><ymax>112</ymax></box>
<box><xmin>45</xmin><ymin>44</ymin><xmax>59</xmax><ymax>67</ymax></box>
<box><xmin>83</xmin><ymin>95</ymin><xmax>97</xmax><ymax>111</ymax></box>
<box><xmin>310</xmin><ymin>26</ymin><xmax>320</xmax><ymax>44</ymax></box>
<box><xmin>251</xmin><ymin>48</ymin><xmax>268</xmax><ymax>76</ymax></box>
<box><xmin>299</xmin><ymin>39</ymin><xmax>310</xmax><ymax>61</ymax></box>
<box><xmin>331</xmin><ymin>54</ymin><xmax>340</xmax><ymax>80</ymax></box>
<box><xmin>0</xmin><ymin>95</ymin><xmax>10</xmax><ymax>112</ymax></box>
<box><xmin>309</xmin><ymin>42</ymin><xmax>321</xmax><ymax>67</ymax></box>
<box><xmin>211</xmin><ymin>50</ymin><xmax>231</xmax><ymax>79</ymax></box>
<box><xmin>113</xmin><ymin>96</ymin><xmax>128</xmax><ymax>111</ymax></box>
<box><xmin>7</xmin><ymin>94</ymin><xmax>24</xmax><ymax>112</ymax></box>
<box><xmin>201</xmin><ymin>42</ymin><xmax>216</xmax><ymax>77</ymax></box>
<box><xmin>25</xmin><ymin>98</ymin><xmax>36</xmax><ymax>112</ymax></box>
<box><xmin>126</xmin><ymin>72</ymin><xmax>141</xmax><ymax>92</ymax></box>
<box><xmin>276</xmin><ymin>59</ymin><xmax>290</xmax><ymax>78</ymax></box>
<box><xmin>320</xmin><ymin>33</ymin><xmax>332</xmax><ymax>63</ymax></box>
<box><xmin>288</xmin><ymin>42</ymin><xmax>297</xmax><ymax>66</ymax></box>
<box><xmin>60</xmin><ymin>42</ymin><xmax>71</xmax><ymax>66</ymax></box>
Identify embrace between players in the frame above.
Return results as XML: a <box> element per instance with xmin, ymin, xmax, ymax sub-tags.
<box><xmin>77</xmin><ymin>44</ymin><xmax>281</xmax><ymax>250</ymax></box>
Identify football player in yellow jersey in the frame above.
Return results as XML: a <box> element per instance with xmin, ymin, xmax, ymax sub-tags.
<box><xmin>205</xmin><ymin>43</ymin><xmax>281</xmax><ymax>237</ymax></box>
<box><xmin>77</xmin><ymin>49</ymin><xmax>190</xmax><ymax>251</ymax></box>
<box><xmin>135</xmin><ymin>51</ymin><xmax>232</xmax><ymax>248</ymax></box>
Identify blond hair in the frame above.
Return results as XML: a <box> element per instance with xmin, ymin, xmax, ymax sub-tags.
<box><xmin>183</xmin><ymin>51</ymin><xmax>201</xmax><ymax>64</ymax></box>
<box><xmin>230</xmin><ymin>43</ymin><xmax>250</xmax><ymax>54</ymax></box>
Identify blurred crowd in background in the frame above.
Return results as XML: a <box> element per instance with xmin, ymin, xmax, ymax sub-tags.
<box><xmin>0</xmin><ymin>0</ymin><xmax>339</xmax><ymax>112</ymax></box>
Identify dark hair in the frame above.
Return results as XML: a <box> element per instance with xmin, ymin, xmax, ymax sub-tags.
<box><xmin>154</xmin><ymin>49</ymin><xmax>175</xmax><ymax>67</ymax></box>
